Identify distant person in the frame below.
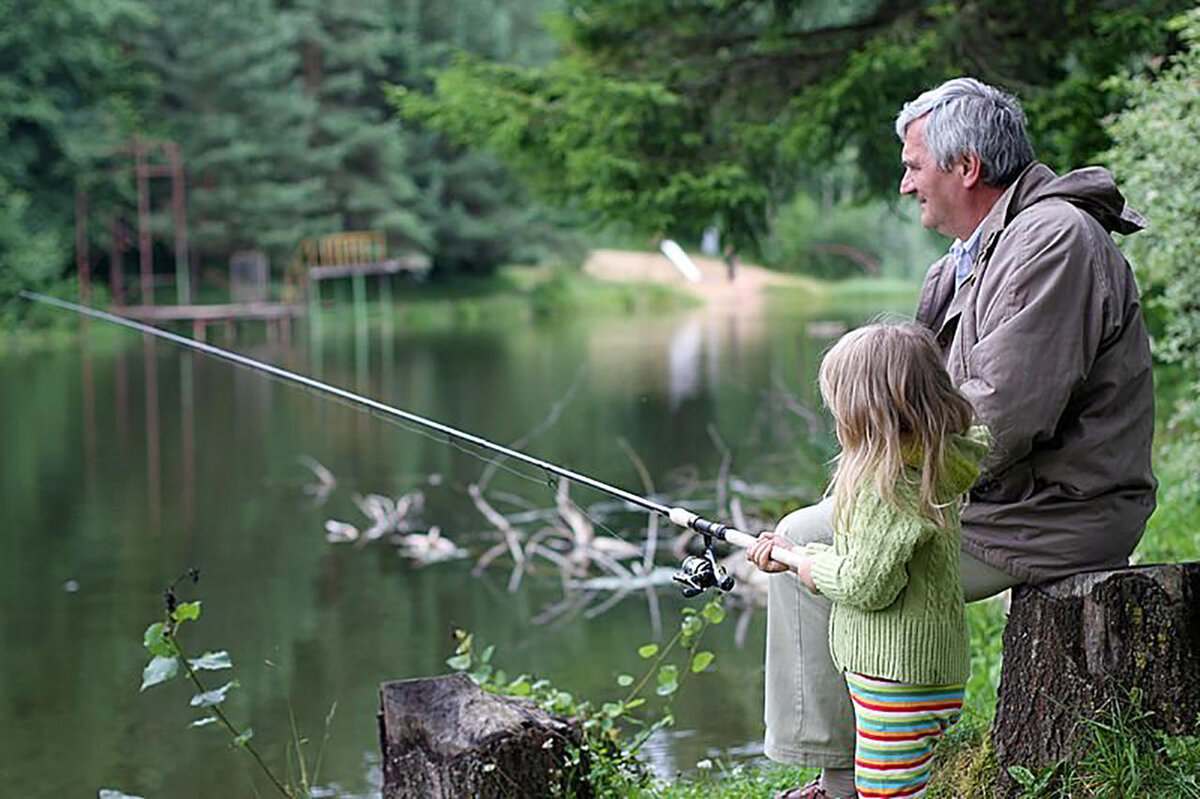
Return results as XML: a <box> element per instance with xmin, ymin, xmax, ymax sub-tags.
<box><xmin>755</xmin><ymin>77</ymin><xmax>1156</xmax><ymax>799</ymax></box>
<box><xmin>723</xmin><ymin>243</ymin><xmax>738</xmax><ymax>282</ymax></box>
<box><xmin>748</xmin><ymin>322</ymin><xmax>989</xmax><ymax>799</ymax></box>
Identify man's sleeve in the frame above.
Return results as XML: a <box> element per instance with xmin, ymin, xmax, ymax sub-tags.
<box><xmin>962</xmin><ymin>208</ymin><xmax>1107</xmax><ymax>477</ymax></box>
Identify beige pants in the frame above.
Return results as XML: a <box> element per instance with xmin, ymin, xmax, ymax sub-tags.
<box><xmin>762</xmin><ymin>498</ymin><xmax>1019</xmax><ymax>766</ymax></box>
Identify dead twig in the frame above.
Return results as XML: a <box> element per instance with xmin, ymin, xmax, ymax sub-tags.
<box><xmin>618</xmin><ymin>437</ymin><xmax>660</xmax><ymax>574</ymax></box>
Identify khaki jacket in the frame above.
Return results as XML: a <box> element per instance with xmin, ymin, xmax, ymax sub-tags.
<box><xmin>915</xmin><ymin>162</ymin><xmax>1156</xmax><ymax>582</ymax></box>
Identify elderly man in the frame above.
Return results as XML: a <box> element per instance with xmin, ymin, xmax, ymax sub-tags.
<box><xmin>756</xmin><ymin>78</ymin><xmax>1156</xmax><ymax>799</ymax></box>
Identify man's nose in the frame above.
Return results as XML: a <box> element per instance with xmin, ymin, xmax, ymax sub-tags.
<box><xmin>899</xmin><ymin>171</ymin><xmax>914</xmax><ymax>195</ymax></box>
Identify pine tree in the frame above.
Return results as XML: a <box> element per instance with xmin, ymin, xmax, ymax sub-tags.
<box><xmin>292</xmin><ymin>0</ymin><xmax>428</xmax><ymax>250</ymax></box>
<box><xmin>142</xmin><ymin>0</ymin><xmax>326</xmax><ymax>269</ymax></box>
<box><xmin>389</xmin><ymin>0</ymin><xmax>568</xmax><ymax>278</ymax></box>
<box><xmin>0</xmin><ymin>0</ymin><xmax>153</xmax><ymax>307</ymax></box>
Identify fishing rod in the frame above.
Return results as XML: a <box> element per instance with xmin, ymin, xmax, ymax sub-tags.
<box><xmin>21</xmin><ymin>291</ymin><xmax>806</xmax><ymax>594</ymax></box>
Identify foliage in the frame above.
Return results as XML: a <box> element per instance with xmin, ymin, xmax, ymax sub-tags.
<box><xmin>139</xmin><ymin>0</ymin><xmax>332</xmax><ymax>267</ymax></box>
<box><xmin>447</xmin><ymin>597</ymin><xmax>731</xmax><ymax>795</ymax></box>
<box><xmin>1002</xmin><ymin>694</ymin><xmax>1200</xmax><ymax>798</ymax></box>
<box><xmin>396</xmin><ymin>0</ymin><xmax>582</xmax><ymax>279</ymax></box>
<box><xmin>138</xmin><ymin>571</ymin><xmax>331</xmax><ymax>798</ymax></box>
<box><xmin>401</xmin><ymin>0</ymin><xmax>1191</xmax><ymax>246</ymax></box>
<box><xmin>761</xmin><ymin>191</ymin><xmax>942</xmax><ymax>279</ymax></box>
<box><xmin>1137</xmin><ymin>425</ymin><xmax>1200</xmax><ymax>565</ymax></box>
<box><xmin>0</xmin><ymin>180</ymin><xmax>68</xmax><ymax>320</ymax></box>
<box><xmin>0</xmin><ymin>0</ymin><xmax>153</xmax><ymax>315</ymax></box>
<box><xmin>1106</xmin><ymin>8</ymin><xmax>1200</xmax><ymax>415</ymax></box>
<box><xmin>392</xmin><ymin>58</ymin><xmax>769</xmax><ymax>250</ymax></box>
<box><xmin>290</xmin><ymin>1</ymin><xmax>428</xmax><ymax>246</ymax></box>
<box><xmin>2</xmin><ymin>0</ymin><xmax>577</xmax><ymax>307</ymax></box>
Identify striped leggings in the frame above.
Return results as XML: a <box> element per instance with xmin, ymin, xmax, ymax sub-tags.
<box><xmin>844</xmin><ymin>671</ymin><xmax>965</xmax><ymax>798</ymax></box>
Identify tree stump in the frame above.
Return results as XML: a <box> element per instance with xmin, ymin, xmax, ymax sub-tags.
<box><xmin>378</xmin><ymin>673</ymin><xmax>590</xmax><ymax>798</ymax></box>
<box><xmin>993</xmin><ymin>563</ymin><xmax>1200</xmax><ymax>794</ymax></box>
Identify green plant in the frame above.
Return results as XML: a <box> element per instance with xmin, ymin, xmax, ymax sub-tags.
<box><xmin>1107</xmin><ymin>9</ymin><xmax>1200</xmax><ymax>421</ymax></box>
<box><xmin>138</xmin><ymin>570</ymin><xmax>330</xmax><ymax>798</ymax></box>
<box><xmin>1007</xmin><ymin>762</ymin><xmax>1061</xmax><ymax>797</ymax></box>
<box><xmin>447</xmin><ymin>597</ymin><xmax>730</xmax><ymax>795</ymax></box>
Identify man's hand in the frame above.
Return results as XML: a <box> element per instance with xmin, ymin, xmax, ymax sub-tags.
<box><xmin>746</xmin><ymin>533</ymin><xmax>792</xmax><ymax>573</ymax></box>
<box><xmin>746</xmin><ymin>532</ymin><xmax>818</xmax><ymax>591</ymax></box>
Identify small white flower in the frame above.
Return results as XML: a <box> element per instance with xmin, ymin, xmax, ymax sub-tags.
<box><xmin>482</xmin><ymin>763</ymin><xmax>496</xmax><ymax>773</ymax></box>
<box><xmin>542</xmin><ymin>738</ymin><xmax>555</xmax><ymax>750</ymax></box>
<box><xmin>696</xmin><ymin>759</ymin><xmax>713</xmax><ymax>770</ymax></box>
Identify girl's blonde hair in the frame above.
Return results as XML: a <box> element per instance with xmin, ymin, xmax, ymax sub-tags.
<box><xmin>818</xmin><ymin>322</ymin><xmax>975</xmax><ymax>531</ymax></box>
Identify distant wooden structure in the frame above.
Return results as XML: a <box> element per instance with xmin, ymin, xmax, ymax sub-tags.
<box><xmin>76</xmin><ymin>138</ymin><xmax>190</xmax><ymax>307</ymax></box>
<box><xmin>286</xmin><ymin>231</ymin><xmax>430</xmax><ymax>322</ymax></box>
<box><xmin>118</xmin><ymin>301</ymin><xmax>304</xmax><ymax>344</ymax></box>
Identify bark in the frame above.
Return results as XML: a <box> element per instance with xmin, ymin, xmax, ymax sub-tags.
<box><xmin>378</xmin><ymin>673</ymin><xmax>590</xmax><ymax>798</ymax></box>
<box><xmin>993</xmin><ymin>563</ymin><xmax>1200</xmax><ymax>795</ymax></box>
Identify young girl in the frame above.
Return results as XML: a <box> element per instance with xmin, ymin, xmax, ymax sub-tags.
<box><xmin>748</xmin><ymin>322</ymin><xmax>989</xmax><ymax>798</ymax></box>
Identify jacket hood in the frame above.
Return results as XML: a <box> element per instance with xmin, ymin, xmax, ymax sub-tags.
<box><xmin>1004</xmin><ymin>163</ymin><xmax>1145</xmax><ymax>235</ymax></box>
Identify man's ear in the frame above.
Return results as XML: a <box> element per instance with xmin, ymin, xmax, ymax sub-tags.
<box><xmin>959</xmin><ymin>152</ymin><xmax>983</xmax><ymax>188</ymax></box>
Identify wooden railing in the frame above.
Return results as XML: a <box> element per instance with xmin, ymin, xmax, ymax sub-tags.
<box><xmin>284</xmin><ymin>232</ymin><xmax>430</xmax><ymax>306</ymax></box>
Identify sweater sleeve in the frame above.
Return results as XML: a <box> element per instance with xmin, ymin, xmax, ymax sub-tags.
<box><xmin>808</xmin><ymin>492</ymin><xmax>927</xmax><ymax>611</ymax></box>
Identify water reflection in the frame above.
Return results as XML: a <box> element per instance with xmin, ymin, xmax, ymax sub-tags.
<box><xmin>0</xmin><ymin>300</ymin><xmax>859</xmax><ymax>796</ymax></box>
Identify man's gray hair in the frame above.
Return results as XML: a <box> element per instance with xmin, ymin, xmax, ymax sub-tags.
<box><xmin>895</xmin><ymin>77</ymin><xmax>1034</xmax><ymax>187</ymax></box>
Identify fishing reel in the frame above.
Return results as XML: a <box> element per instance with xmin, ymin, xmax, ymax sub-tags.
<box><xmin>672</xmin><ymin>544</ymin><xmax>735</xmax><ymax>598</ymax></box>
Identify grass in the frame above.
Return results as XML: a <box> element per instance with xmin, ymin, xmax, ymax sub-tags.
<box><xmin>763</xmin><ymin>277</ymin><xmax>920</xmax><ymax>320</ymax></box>
<box><xmin>626</xmin><ymin>763</ymin><xmax>814</xmax><ymax>798</ymax></box>
<box><xmin>305</xmin><ymin>264</ymin><xmax>697</xmax><ymax>335</ymax></box>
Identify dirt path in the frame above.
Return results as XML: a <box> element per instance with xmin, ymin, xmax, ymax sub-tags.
<box><xmin>583</xmin><ymin>248</ymin><xmax>809</xmax><ymax>312</ymax></box>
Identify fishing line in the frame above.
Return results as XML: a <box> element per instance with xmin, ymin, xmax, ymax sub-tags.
<box><xmin>22</xmin><ymin>291</ymin><xmax>808</xmax><ymax>591</ymax></box>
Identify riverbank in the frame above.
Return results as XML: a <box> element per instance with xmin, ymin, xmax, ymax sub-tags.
<box><xmin>2</xmin><ymin>251</ymin><xmax>923</xmax><ymax>354</ymax></box>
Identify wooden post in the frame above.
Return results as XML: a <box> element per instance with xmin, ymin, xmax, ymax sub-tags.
<box><xmin>993</xmin><ymin>563</ymin><xmax>1200</xmax><ymax>795</ymax></box>
<box><xmin>352</xmin><ymin>271</ymin><xmax>368</xmax><ymax>326</ymax></box>
<box><xmin>135</xmin><ymin>139</ymin><xmax>153</xmax><ymax>305</ymax></box>
<box><xmin>76</xmin><ymin>188</ymin><xmax>90</xmax><ymax>303</ymax></box>
<box><xmin>168</xmin><ymin>141</ymin><xmax>191</xmax><ymax>306</ymax></box>
<box><xmin>110</xmin><ymin>216</ymin><xmax>124</xmax><ymax>307</ymax></box>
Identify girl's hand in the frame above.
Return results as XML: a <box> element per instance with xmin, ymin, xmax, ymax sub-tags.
<box><xmin>746</xmin><ymin>533</ymin><xmax>792</xmax><ymax>573</ymax></box>
<box><xmin>794</xmin><ymin>557</ymin><xmax>817</xmax><ymax>592</ymax></box>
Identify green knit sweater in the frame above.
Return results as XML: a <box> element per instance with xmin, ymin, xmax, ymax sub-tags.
<box><xmin>806</xmin><ymin>425</ymin><xmax>991</xmax><ymax>685</ymax></box>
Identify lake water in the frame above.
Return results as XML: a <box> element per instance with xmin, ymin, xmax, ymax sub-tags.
<box><xmin>0</xmin><ymin>295</ymin><xmax>901</xmax><ymax>796</ymax></box>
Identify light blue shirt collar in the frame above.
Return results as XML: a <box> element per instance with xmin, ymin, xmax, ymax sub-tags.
<box><xmin>950</xmin><ymin>222</ymin><xmax>985</xmax><ymax>289</ymax></box>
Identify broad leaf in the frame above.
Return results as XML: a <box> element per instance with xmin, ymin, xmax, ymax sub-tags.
<box><xmin>446</xmin><ymin>654</ymin><xmax>471</xmax><ymax>670</ymax></box>
<box><xmin>188</xmin><ymin>651</ymin><xmax>232</xmax><ymax>671</ymax></box>
<box><xmin>691</xmin><ymin>651</ymin><xmax>715</xmax><ymax>672</ymax></box>
<box><xmin>616</xmin><ymin>674</ymin><xmax>634</xmax><ymax>687</ymax></box>
<box><xmin>140</xmin><ymin>656</ymin><xmax>179</xmax><ymax>691</ymax></box>
<box><xmin>701</xmin><ymin>601</ymin><xmax>726</xmax><ymax>625</ymax></box>
<box><xmin>656</xmin><ymin>664</ymin><xmax>679</xmax><ymax>695</ymax></box>
<box><xmin>190</xmin><ymin>680</ymin><xmax>239</xmax><ymax>708</ymax></box>
<box><xmin>172</xmin><ymin>601</ymin><xmax>202</xmax><ymax>623</ymax></box>
<box><xmin>143</xmin><ymin>623</ymin><xmax>174</xmax><ymax>658</ymax></box>
<box><xmin>637</xmin><ymin>643</ymin><xmax>659</xmax><ymax>659</ymax></box>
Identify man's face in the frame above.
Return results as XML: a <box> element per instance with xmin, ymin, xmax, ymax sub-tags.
<box><xmin>899</xmin><ymin>116</ymin><xmax>964</xmax><ymax>238</ymax></box>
